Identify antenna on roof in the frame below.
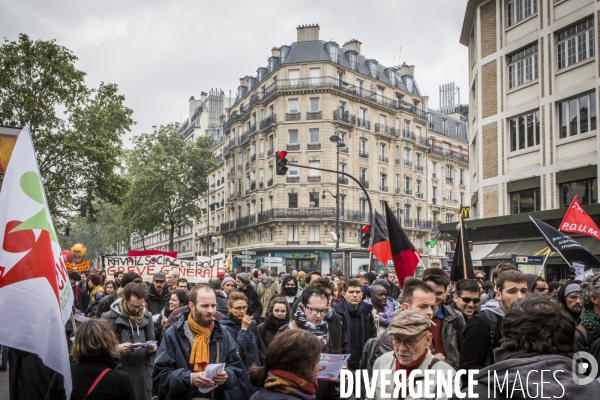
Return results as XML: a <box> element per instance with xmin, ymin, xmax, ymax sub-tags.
<box><xmin>399</xmin><ymin>47</ymin><xmax>402</xmax><ymax>65</ymax></box>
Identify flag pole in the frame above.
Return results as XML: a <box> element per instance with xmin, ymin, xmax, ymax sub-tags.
<box><xmin>460</xmin><ymin>215</ymin><xmax>467</xmax><ymax>279</ymax></box>
<box><xmin>368</xmin><ymin>251</ymin><xmax>374</xmax><ymax>272</ymax></box>
<box><xmin>413</xmin><ymin>250</ymin><xmax>428</xmax><ymax>270</ymax></box>
<box><xmin>537</xmin><ymin>249</ymin><xmax>550</xmax><ymax>276</ymax></box>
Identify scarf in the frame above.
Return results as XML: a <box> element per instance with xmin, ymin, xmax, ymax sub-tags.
<box><xmin>264</xmin><ymin>369</ymin><xmax>317</xmax><ymax>400</ymax></box>
<box><xmin>227</xmin><ymin>313</ymin><xmax>243</xmax><ymax>326</ymax></box>
<box><xmin>394</xmin><ymin>350</ymin><xmax>428</xmax><ymax>398</ymax></box>
<box><xmin>118</xmin><ymin>298</ymin><xmax>145</xmax><ymax>326</ymax></box>
<box><xmin>91</xmin><ymin>285</ymin><xmax>104</xmax><ymax>304</ymax></box>
<box><xmin>293</xmin><ymin>305</ymin><xmax>328</xmax><ymax>345</ymax></box>
<box><xmin>299</xmin><ymin>278</ymin><xmax>306</xmax><ymax>289</ymax></box>
<box><xmin>366</xmin><ymin>298</ymin><xmax>394</xmax><ymax>327</ymax></box>
<box><xmin>579</xmin><ymin>307</ymin><xmax>600</xmax><ymax>332</ymax></box>
<box><xmin>187</xmin><ymin>313</ymin><xmax>214</xmax><ymax>372</ymax></box>
<box><xmin>342</xmin><ymin>298</ymin><xmax>365</xmax><ymax>348</ymax></box>
<box><xmin>265</xmin><ymin>313</ymin><xmax>290</xmax><ymax>332</ymax></box>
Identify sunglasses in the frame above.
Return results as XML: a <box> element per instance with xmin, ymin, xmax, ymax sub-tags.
<box><xmin>458</xmin><ymin>296</ymin><xmax>480</xmax><ymax>304</ymax></box>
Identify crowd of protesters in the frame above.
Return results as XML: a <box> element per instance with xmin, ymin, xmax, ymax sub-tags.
<box><xmin>4</xmin><ymin>264</ymin><xmax>600</xmax><ymax>400</ymax></box>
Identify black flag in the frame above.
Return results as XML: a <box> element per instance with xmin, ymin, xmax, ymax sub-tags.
<box><xmin>529</xmin><ymin>216</ymin><xmax>600</xmax><ymax>268</ymax></box>
<box><xmin>450</xmin><ymin>215</ymin><xmax>475</xmax><ymax>281</ymax></box>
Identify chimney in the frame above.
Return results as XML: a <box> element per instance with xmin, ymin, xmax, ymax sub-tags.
<box><xmin>343</xmin><ymin>39</ymin><xmax>362</xmax><ymax>54</ymax></box>
<box><xmin>271</xmin><ymin>47</ymin><xmax>280</xmax><ymax>57</ymax></box>
<box><xmin>239</xmin><ymin>78</ymin><xmax>247</xmax><ymax>87</ymax></box>
<box><xmin>398</xmin><ymin>62</ymin><xmax>415</xmax><ymax>77</ymax></box>
<box><xmin>296</xmin><ymin>24</ymin><xmax>320</xmax><ymax>42</ymax></box>
<box><xmin>201</xmin><ymin>92</ymin><xmax>208</xmax><ymax>101</ymax></box>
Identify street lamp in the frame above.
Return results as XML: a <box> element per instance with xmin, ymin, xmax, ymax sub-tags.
<box><xmin>329</xmin><ymin>133</ymin><xmax>346</xmax><ymax>251</ymax></box>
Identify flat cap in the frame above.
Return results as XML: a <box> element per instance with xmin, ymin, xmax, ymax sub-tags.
<box><xmin>387</xmin><ymin>310</ymin><xmax>431</xmax><ymax>337</ymax></box>
<box><xmin>153</xmin><ymin>271</ymin><xmax>166</xmax><ymax>281</ymax></box>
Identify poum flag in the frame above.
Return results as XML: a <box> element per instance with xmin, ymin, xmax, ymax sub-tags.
<box><xmin>384</xmin><ymin>202</ymin><xmax>418</xmax><ymax>288</ymax></box>
<box><xmin>530</xmin><ymin>215</ymin><xmax>600</xmax><ymax>268</ymax></box>
<box><xmin>0</xmin><ymin>126</ymin><xmax>74</xmax><ymax>397</ymax></box>
<box><xmin>369</xmin><ymin>211</ymin><xmax>391</xmax><ymax>266</ymax></box>
<box><xmin>559</xmin><ymin>195</ymin><xmax>600</xmax><ymax>240</ymax></box>
<box><xmin>450</xmin><ymin>215</ymin><xmax>475</xmax><ymax>281</ymax></box>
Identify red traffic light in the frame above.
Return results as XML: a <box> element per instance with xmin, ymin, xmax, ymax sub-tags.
<box><xmin>362</xmin><ymin>225</ymin><xmax>371</xmax><ymax>233</ymax></box>
<box><xmin>277</xmin><ymin>151</ymin><xmax>288</xmax><ymax>159</ymax></box>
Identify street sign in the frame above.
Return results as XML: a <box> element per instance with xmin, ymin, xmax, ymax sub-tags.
<box><xmin>242</xmin><ymin>251</ymin><xmax>256</xmax><ymax>255</ymax></box>
<box><xmin>241</xmin><ymin>263</ymin><xmax>256</xmax><ymax>267</ymax></box>
<box><xmin>263</xmin><ymin>263</ymin><xmax>284</xmax><ymax>268</ymax></box>
<box><xmin>514</xmin><ymin>256</ymin><xmax>543</xmax><ymax>264</ymax></box>
<box><xmin>236</xmin><ymin>255</ymin><xmax>253</xmax><ymax>259</ymax></box>
<box><xmin>264</xmin><ymin>257</ymin><xmax>283</xmax><ymax>263</ymax></box>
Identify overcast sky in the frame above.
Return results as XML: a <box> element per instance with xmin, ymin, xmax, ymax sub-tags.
<box><xmin>1</xmin><ymin>0</ymin><xmax>469</xmax><ymax>146</ymax></box>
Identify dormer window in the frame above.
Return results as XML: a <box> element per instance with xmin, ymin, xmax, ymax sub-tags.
<box><xmin>349</xmin><ymin>53</ymin><xmax>358</xmax><ymax>70</ymax></box>
<box><xmin>330</xmin><ymin>45</ymin><xmax>339</xmax><ymax>63</ymax></box>
<box><xmin>406</xmin><ymin>77</ymin><xmax>413</xmax><ymax>93</ymax></box>
<box><xmin>369</xmin><ymin>62</ymin><xmax>377</xmax><ymax>78</ymax></box>
<box><xmin>280</xmin><ymin>48</ymin><xmax>287</xmax><ymax>64</ymax></box>
<box><xmin>268</xmin><ymin>58</ymin><xmax>273</xmax><ymax>71</ymax></box>
<box><xmin>389</xmin><ymin>71</ymin><xmax>396</xmax><ymax>86</ymax></box>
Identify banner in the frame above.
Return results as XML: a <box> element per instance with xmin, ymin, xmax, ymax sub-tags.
<box><xmin>102</xmin><ymin>254</ymin><xmax>223</xmax><ymax>283</ymax></box>
<box><xmin>66</xmin><ymin>260</ymin><xmax>91</xmax><ymax>272</ymax></box>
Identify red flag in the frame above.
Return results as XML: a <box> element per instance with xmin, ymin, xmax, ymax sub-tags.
<box><xmin>369</xmin><ymin>211</ymin><xmax>391</xmax><ymax>266</ymax></box>
<box><xmin>384</xmin><ymin>203</ymin><xmax>419</xmax><ymax>288</ymax></box>
<box><xmin>559</xmin><ymin>196</ymin><xmax>600</xmax><ymax>240</ymax></box>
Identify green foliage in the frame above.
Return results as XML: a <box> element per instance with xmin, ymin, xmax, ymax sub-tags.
<box><xmin>0</xmin><ymin>34</ymin><xmax>134</xmax><ymax>219</ymax></box>
<box><xmin>128</xmin><ymin>123</ymin><xmax>215</xmax><ymax>250</ymax></box>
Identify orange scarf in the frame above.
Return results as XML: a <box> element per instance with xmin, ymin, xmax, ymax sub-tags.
<box><xmin>187</xmin><ymin>313</ymin><xmax>214</xmax><ymax>372</ymax></box>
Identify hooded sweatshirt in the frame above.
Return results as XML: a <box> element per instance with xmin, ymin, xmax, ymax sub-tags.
<box><xmin>525</xmin><ymin>273</ymin><xmax>542</xmax><ymax>293</ymax></box>
<box><xmin>458</xmin><ymin>349</ymin><xmax>600</xmax><ymax>400</ymax></box>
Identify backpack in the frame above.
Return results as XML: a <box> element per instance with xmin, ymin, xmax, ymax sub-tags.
<box><xmin>480</xmin><ymin>310</ymin><xmax>499</xmax><ymax>366</ymax></box>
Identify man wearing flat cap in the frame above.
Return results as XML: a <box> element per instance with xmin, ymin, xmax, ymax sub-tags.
<box><xmin>367</xmin><ymin>311</ymin><xmax>456</xmax><ymax>400</ymax></box>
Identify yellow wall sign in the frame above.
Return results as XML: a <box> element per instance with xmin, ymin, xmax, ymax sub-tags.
<box><xmin>460</xmin><ymin>206</ymin><xmax>471</xmax><ymax>219</ymax></box>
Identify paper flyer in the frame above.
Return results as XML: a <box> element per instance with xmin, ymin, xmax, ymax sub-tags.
<box><xmin>316</xmin><ymin>353</ymin><xmax>350</xmax><ymax>381</ymax></box>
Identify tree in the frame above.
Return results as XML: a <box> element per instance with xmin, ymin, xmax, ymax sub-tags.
<box><xmin>129</xmin><ymin>124</ymin><xmax>214</xmax><ymax>251</ymax></box>
<box><xmin>0</xmin><ymin>34</ymin><xmax>134</xmax><ymax>218</ymax></box>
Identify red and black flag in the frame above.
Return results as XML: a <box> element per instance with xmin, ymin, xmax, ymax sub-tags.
<box><xmin>450</xmin><ymin>215</ymin><xmax>475</xmax><ymax>281</ymax></box>
<box><xmin>369</xmin><ymin>211</ymin><xmax>391</xmax><ymax>266</ymax></box>
<box><xmin>384</xmin><ymin>202</ymin><xmax>419</xmax><ymax>288</ymax></box>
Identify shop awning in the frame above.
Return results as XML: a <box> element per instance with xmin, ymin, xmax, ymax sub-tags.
<box><xmin>483</xmin><ymin>237</ymin><xmax>600</xmax><ymax>264</ymax></box>
<box><xmin>471</xmin><ymin>243</ymin><xmax>498</xmax><ymax>266</ymax></box>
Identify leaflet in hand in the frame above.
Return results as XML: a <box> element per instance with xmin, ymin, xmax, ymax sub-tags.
<box><xmin>316</xmin><ymin>353</ymin><xmax>350</xmax><ymax>381</ymax></box>
<box><xmin>197</xmin><ymin>363</ymin><xmax>225</xmax><ymax>394</ymax></box>
<box><xmin>131</xmin><ymin>341</ymin><xmax>157</xmax><ymax>348</ymax></box>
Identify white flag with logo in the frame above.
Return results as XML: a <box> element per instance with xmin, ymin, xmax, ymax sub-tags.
<box><xmin>0</xmin><ymin>126</ymin><xmax>73</xmax><ymax>397</ymax></box>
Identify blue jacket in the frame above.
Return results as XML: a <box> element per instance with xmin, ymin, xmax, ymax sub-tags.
<box><xmin>152</xmin><ymin>312</ymin><xmax>243</xmax><ymax>400</ymax></box>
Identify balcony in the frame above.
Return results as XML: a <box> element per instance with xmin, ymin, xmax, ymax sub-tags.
<box><xmin>338</xmin><ymin>177</ymin><xmax>348</xmax><ymax>185</ymax></box>
<box><xmin>359</xmin><ymin>151</ymin><xmax>368</xmax><ymax>159</ymax></box>
<box><xmin>307</xmin><ymin>176</ymin><xmax>321</xmax><ymax>183</ymax></box>
<box><xmin>360</xmin><ymin>180</ymin><xmax>369</xmax><ymax>189</ymax></box>
<box><xmin>357</xmin><ymin>118</ymin><xmax>371</xmax><ymax>130</ymax></box>
<box><xmin>375</xmin><ymin>123</ymin><xmax>399</xmax><ymax>138</ymax></box>
<box><xmin>286</xmin><ymin>112</ymin><xmax>301</xmax><ymax>121</ymax></box>
<box><xmin>236</xmin><ymin>215</ymin><xmax>255</xmax><ymax>228</ymax></box>
<box><xmin>245</xmin><ymin>161</ymin><xmax>250</xmax><ymax>169</ymax></box>
<box><xmin>402</xmin><ymin>129</ymin><xmax>416</xmax><ymax>142</ymax></box>
<box><xmin>268</xmin><ymin>178</ymin><xmax>273</xmax><ymax>187</ymax></box>
<box><xmin>380</xmin><ymin>185</ymin><xmax>388</xmax><ymax>192</ymax></box>
<box><xmin>229</xmin><ymin>166</ymin><xmax>235</xmax><ymax>174</ymax></box>
<box><xmin>395</xmin><ymin>187</ymin><xmax>400</xmax><ymax>193</ymax></box>
<box><xmin>414</xmin><ymin>220</ymin><xmax>433</xmax><ymax>230</ymax></box>
<box><xmin>432</xmin><ymin>173</ymin><xmax>437</xmax><ymax>179</ymax></box>
<box><xmin>404</xmin><ymin>188</ymin><xmax>413</xmax><ymax>195</ymax></box>
<box><xmin>251</xmin><ymin>154</ymin><xmax>256</xmax><ymax>163</ymax></box>
<box><xmin>378</xmin><ymin>156</ymin><xmax>388</xmax><ymax>163</ymax></box>
<box><xmin>214</xmin><ymin>154</ymin><xmax>223</xmax><ymax>165</ymax></box>
<box><xmin>240</xmin><ymin>131</ymin><xmax>250</xmax><ymax>145</ymax></box>
<box><xmin>307</xmin><ymin>143</ymin><xmax>322</xmax><ymax>150</ymax></box>
<box><xmin>258</xmin><ymin>207</ymin><xmax>370</xmax><ymax>223</ymax></box>
<box><xmin>221</xmin><ymin>177</ymin><xmax>225</xmax><ymax>184</ymax></box>
<box><xmin>403</xmin><ymin>218</ymin><xmax>413</xmax><ymax>228</ymax></box>
<box><xmin>429</xmin><ymin>145</ymin><xmax>469</xmax><ymax>163</ymax></box>
<box><xmin>415</xmin><ymin>165</ymin><xmax>424</xmax><ymax>172</ymax></box>
<box><xmin>259</xmin><ymin>152</ymin><xmax>264</xmax><ymax>159</ymax></box>
<box><xmin>395</xmin><ymin>158</ymin><xmax>401</xmax><ymax>165</ymax></box>
<box><xmin>415</xmin><ymin>135</ymin><xmax>430</xmax><ymax>148</ymax></box>
<box><xmin>446</xmin><ymin>177</ymin><xmax>453</xmax><ymax>183</ymax></box>
<box><xmin>460</xmin><ymin>180</ymin><xmax>465</xmax><ymax>186</ymax></box>
<box><xmin>237</xmin><ymin>164</ymin><xmax>242</xmax><ymax>171</ymax></box>
<box><xmin>228</xmin><ymin>193</ymin><xmax>235</xmax><ymax>201</ymax></box>
<box><xmin>259</xmin><ymin>181</ymin><xmax>264</xmax><ymax>188</ymax></box>
<box><xmin>333</xmin><ymin>110</ymin><xmax>356</xmax><ymax>126</ymax></box>
<box><xmin>339</xmin><ymin>146</ymin><xmax>348</xmax><ymax>154</ymax></box>
<box><xmin>267</xmin><ymin>148</ymin><xmax>274</xmax><ymax>157</ymax></box>
<box><xmin>432</xmin><ymin>198</ymin><xmax>437</xmax><ymax>205</ymax></box>
<box><xmin>404</xmin><ymin>160</ymin><xmax>412</xmax><ymax>167</ymax></box>
<box><xmin>286</xmin><ymin>144</ymin><xmax>300</xmax><ymax>151</ymax></box>
<box><xmin>286</xmin><ymin>241</ymin><xmax>300</xmax><ymax>245</ymax></box>
<box><xmin>416</xmin><ymin>192</ymin><xmax>424</xmax><ymax>199</ymax></box>
<box><xmin>260</xmin><ymin>113</ymin><xmax>277</xmax><ymax>130</ymax></box>
<box><xmin>287</xmin><ymin>176</ymin><xmax>300</xmax><ymax>183</ymax></box>
<box><xmin>306</xmin><ymin>111</ymin><xmax>322</xmax><ymax>120</ymax></box>
<box><xmin>210</xmin><ymin>183</ymin><xmax>215</xmax><ymax>188</ymax></box>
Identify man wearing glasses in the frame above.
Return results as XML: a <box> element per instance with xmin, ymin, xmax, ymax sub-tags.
<box><xmin>452</xmin><ymin>279</ymin><xmax>481</xmax><ymax>321</ymax></box>
<box><xmin>367</xmin><ymin>311</ymin><xmax>456</xmax><ymax>400</ymax></box>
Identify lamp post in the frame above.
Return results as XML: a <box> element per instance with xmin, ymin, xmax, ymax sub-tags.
<box><xmin>329</xmin><ymin>134</ymin><xmax>346</xmax><ymax>251</ymax></box>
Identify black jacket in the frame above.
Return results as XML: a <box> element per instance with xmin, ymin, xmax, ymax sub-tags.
<box><xmin>95</xmin><ymin>293</ymin><xmax>117</xmax><ymax>318</ymax></box>
<box><xmin>459</xmin><ymin>308</ymin><xmax>503</xmax><ymax>372</ymax></box>
<box><xmin>79</xmin><ymin>284</ymin><xmax>91</xmax><ymax>315</ymax></box>
<box><xmin>9</xmin><ymin>348</ymin><xmax>66</xmax><ymax>400</ymax></box>
<box><xmin>389</xmin><ymin>283</ymin><xmax>401</xmax><ymax>300</ymax></box>
<box><xmin>333</xmin><ymin>298</ymin><xmax>377</xmax><ymax>368</ymax></box>
<box><xmin>216</xmin><ymin>290</ymin><xmax>228</xmax><ymax>315</ymax></box>
<box><xmin>152</xmin><ymin>311</ymin><xmax>244</xmax><ymax>400</ymax></box>
<box><xmin>146</xmin><ymin>284</ymin><xmax>170</xmax><ymax>316</ymax></box>
<box><xmin>237</xmin><ymin>285</ymin><xmax>262</xmax><ymax>321</ymax></box>
<box><xmin>70</xmin><ymin>357</ymin><xmax>135</xmax><ymax>400</ymax></box>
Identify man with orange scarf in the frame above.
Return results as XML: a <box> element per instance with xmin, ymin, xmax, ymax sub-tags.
<box><xmin>153</xmin><ymin>283</ymin><xmax>244</xmax><ymax>400</ymax></box>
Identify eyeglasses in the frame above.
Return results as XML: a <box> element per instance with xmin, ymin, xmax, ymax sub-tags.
<box><xmin>127</xmin><ymin>303</ymin><xmax>144</xmax><ymax>311</ymax></box>
<box><xmin>392</xmin><ymin>332</ymin><xmax>428</xmax><ymax>349</ymax></box>
<box><xmin>306</xmin><ymin>306</ymin><xmax>327</xmax><ymax>316</ymax></box>
<box><xmin>458</xmin><ymin>296</ymin><xmax>481</xmax><ymax>304</ymax></box>
<box><xmin>232</xmin><ymin>306</ymin><xmax>248</xmax><ymax>311</ymax></box>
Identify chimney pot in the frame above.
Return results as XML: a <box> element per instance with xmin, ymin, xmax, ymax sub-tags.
<box><xmin>297</xmin><ymin>23</ymin><xmax>320</xmax><ymax>42</ymax></box>
<box><xmin>342</xmin><ymin>39</ymin><xmax>362</xmax><ymax>54</ymax></box>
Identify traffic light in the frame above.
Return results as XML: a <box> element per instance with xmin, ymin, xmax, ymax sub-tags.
<box><xmin>276</xmin><ymin>151</ymin><xmax>288</xmax><ymax>175</ymax></box>
<box><xmin>360</xmin><ymin>225</ymin><xmax>371</xmax><ymax>248</ymax></box>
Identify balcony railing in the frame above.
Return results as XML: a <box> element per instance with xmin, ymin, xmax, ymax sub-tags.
<box><xmin>307</xmin><ymin>176</ymin><xmax>321</xmax><ymax>182</ymax></box>
<box><xmin>229</xmin><ymin>193</ymin><xmax>235</xmax><ymax>201</ymax></box>
<box><xmin>259</xmin><ymin>181</ymin><xmax>264</xmax><ymax>188</ymax></box>
<box><xmin>339</xmin><ymin>146</ymin><xmax>348</xmax><ymax>153</ymax></box>
<box><xmin>223</xmin><ymin>138</ymin><xmax>236</xmax><ymax>154</ymax></box>
<box><xmin>258</xmin><ymin>208</ymin><xmax>370</xmax><ymax>223</ymax></box>
<box><xmin>395</xmin><ymin>158</ymin><xmax>401</xmax><ymax>165</ymax></box>
<box><xmin>287</xmin><ymin>144</ymin><xmax>300</xmax><ymax>151</ymax></box>
<box><xmin>245</xmin><ymin>161</ymin><xmax>250</xmax><ymax>169</ymax></box>
<box><xmin>286</xmin><ymin>112</ymin><xmax>301</xmax><ymax>121</ymax></box>
<box><xmin>259</xmin><ymin>152</ymin><xmax>264</xmax><ymax>159</ymax></box>
<box><xmin>213</xmin><ymin>154</ymin><xmax>223</xmax><ymax>164</ymax></box>
<box><xmin>237</xmin><ymin>164</ymin><xmax>242</xmax><ymax>171</ymax></box>
<box><xmin>403</xmin><ymin>218</ymin><xmax>413</xmax><ymax>228</ymax></box>
<box><xmin>236</xmin><ymin>215</ymin><xmax>255</xmax><ymax>228</ymax></box>
<box><xmin>359</xmin><ymin>151</ymin><xmax>368</xmax><ymax>159</ymax></box>
<box><xmin>360</xmin><ymin>180</ymin><xmax>369</xmax><ymax>189</ymax></box>
<box><xmin>259</xmin><ymin>113</ymin><xmax>277</xmax><ymax>130</ymax></box>
<box><xmin>429</xmin><ymin>145</ymin><xmax>469</xmax><ymax>163</ymax></box>
<box><xmin>379</xmin><ymin>156</ymin><xmax>388</xmax><ymax>163</ymax></box>
<box><xmin>415</xmin><ymin>165</ymin><xmax>424</xmax><ymax>172</ymax></box>
<box><xmin>446</xmin><ymin>177</ymin><xmax>453</xmax><ymax>183</ymax></box>
<box><xmin>432</xmin><ymin>198</ymin><xmax>437</xmax><ymax>205</ymax></box>
<box><xmin>414</xmin><ymin>220</ymin><xmax>433</xmax><ymax>230</ymax></box>
<box><xmin>251</xmin><ymin>154</ymin><xmax>256</xmax><ymax>163</ymax></box>
<box><xmin>404</xmin><ymin>160</ymin><xmax>412</xmax><ymax>167</ymax></box>
<box><xmin>357</xmin><ymin>118</ymin><xmax>371</xmax><ymax>130</ymax></box>
<box><xmin>267</xmin><ymin>148</ymin><xmax>274</xmax><ymax>157</ymax></box>
<box><xmin>306</xmin><ymin>111</ymin><xmax>322</xmax><ymax>120</ymax></box>
<box><xmin>375</xmin><ymin>123</ymin><xmax>399</xmax><ymax>138</ymax></box>
<box><xmin>307</xmin><ymin>143</ymin><xmax>322</xmax><ymax>150</ymax></box>
<box><xmin>404</xmin><ymin>188</ymin><xmax>413</xmax><ymax>195</ymax></box>
<box><xmin>333</xmin><ymin>110</ymin><xmax>356</xmax><ymax>125</ymax></box>
<box><xmin>380</xmin><ymin>185</ymin><xmax>388</xmax><ymax>192</ymax></box>
<box><xmin>287</xmin><ymin>176</ymin><xmax>300</xmax><ymax>183</ymax></box>
<box><xmin>268</xmin><ymin>178</ymin><xmax>273</xmax><ymax>187</ymax></box>
<box><xmin>338</xmin><ymin>177</ymin><xmax>348</xmax><ymax>185</ymax></box>
<box><xmin>395</xmin><ymin>187</ymin><xmax>400</xmax><ymax>193</ymax></box>
<box><xmin>403</xmin><ymin>129</ymin><xmax>416</xmax><ymax>142</ymax></box>
<box><xmin>221</xmin><ymin>221</ymin><xmax>235</xmax><ymax>232</ymax></box>
<box><xmin>416</xmin><ymin>192</ymin><xmax>424</xmax><ymax>199</ymax></box>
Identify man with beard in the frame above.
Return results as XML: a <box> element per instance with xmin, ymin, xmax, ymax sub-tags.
<box><xmin>256</xmin><ymin>268</ymin><xmax>280</xmax><ymax>323</ymax></box>
<box><xmin>557</xmin><ymin>280</ymin><xmax>582</xmax><ymax>321</ymax></box>
<box><xmin>146</xmin><ymin>272</ymin><xmax>170</xmax><ymax>318</ymax></box>
<box><xmin>114</xmin><ymin>270</ymin><xmax>124</xmax><ymax>288</ymax></box>
<box><xmin>235</xmin><ymin>273</ymin><xmax>262</xmax><ymax>320</ymax></box>
<box><xmin>459</xmin><ymin>270</ymin><xmax>528</xmax><ymax>374</ymax></box>
<box><xmin>452</xmin><ymin>279</ymin><xmax>481</xmax><ymax>321</ymax></box>
<box><xmin>152</xmin><ymin>284</ymin><xmax>244</xmax><ymax>400</ymax></box>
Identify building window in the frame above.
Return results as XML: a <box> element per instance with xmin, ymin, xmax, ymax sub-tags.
<box><xmin>330</xmin><ymin>45</ymin><xmax>339</xmax><ymax>62</ymax></box>
<box><xmin>359</xmin><ymin>198</ymin><xmax>367</xmax><ymax>213</ymax></box>
<box><xmin>288</xmin><ymin>129</ymin><xmax>299</xmax><ymax>144</ymax></box>
<box><xmin>370</xmin><ymin>62</ymin><xmax>378</xmax><ymax>78</ymax></box>
<box><xmin>557</xmin><ymin>17</ymin><xmax>595</xmax><ymax>70</ymax></box>
<box><xmin>380</xmin><ymin>173</ymin><xmax>387</xmax><ymax>188</ymax></box>
<box><xmin>288</xmin><ymin>165</ymin><xmax>298</xmax><ymax>177</ymax></box>
<box><xmin>405</xmin><ymin>77</ymin><xmax>413</xmax><ymax>93</ymax></box>
<box><xmin>508</xmin><ymin>43</ymin><xmax>538</xmax><ymax>89</ymax></box>
<box><xmin>289</xmin><ymin>70</ymin><xmax>299</xmax><ymax>85</ymax></box>
<box><xmin>359</xmin><ymin>168</ymin><xmax>368</xmax><ymax>182</ymax></box>
<box><xmin>288</xmin><ymin>99</ymin><xmax>299</xmax><ymax>113</ymax></box>
<box><xmin>509</xmin><ymin>110</ymin><xmax>540</xmax><ymax>151</ymax></box>
<box><xmin>380</xmin><ymin>201</ymin><xmax>386</xmax><ymax>214</ymax></box>
<box><xmin>460</xmin><ymin>169</ymin><xmax>464</xmax><ymax>184</ymax></box>
<box><xmin>309</xmin><ymin>192</ymin><xmax>320</xmax><ymax>207</ymax></box>
<box><xmin>288</xmin><ymin>225</ymin><xmax>299</xmax><ymax>241</ymax></box>
<box><xmin>380</xmin><ymin>143</ymin><xmax>387</xmax><ymax>158</ymax></box>
<box><xmin>445</xmin><ymin>189</ymin><xmax>453</xmax><ymax>200</ymax></box>
<box><xmin>310</xmin><ymin>97</ymin><xmax>320</xmax><ymax>112</ymax></box>
<box><xmin>511</xmin><ymin>188</ymin><xmax>541</xmax><ymax>214</ymax></box>
<box><xmin>561</xmin><ymin>178</ymin><xmax>597</xmax><ymax>207</ymax></box>
<box><xmin>340</xmin><ymin>194</ymin><xmax>346</xmax><ymax>211</ymax></box>
<box><xmin>446</xmin><ymin>213</ymin><xmax>454</xmax><ymax>223</ymax></box>
<box><xmin>309</xmin><ymin>128</ymin><xmax>320</xmax><ymax>144</ymax></box>
<box><xmin>359</xmin><ymin>138</ymin><xmax>368</xmax><ymax>154</ymax></box>
<box><xmin>288</xmin><ymin>193</ymin><xmax>298</xmax><ymax>208</ymax></box>
<box><xmin>309</xmin><ymin>225</ymin><xmax>320</xmax><ymax>242</ymax></box>
<box><xmin>308</xmin><ymin>161</ymin><xmax>320</xmax><ymax>177</ymax></box>
<box><xmin>404</xmin><ymin>175</ymin><xmax>411</xmax><ymax>190</ymax></box>
<box><xmin>507</xmin><ymin>0</ymin><xmax>537</xmax><ymax>27</ymax></box>
<box><xmin>349</xmin><ymin>53</ymin><xmax>358</xmax><ymax>70</ymax></box>
<box><xmin>559</xmin><ymin>92</ymin><xmax>596</xmax><ymax>139</ymax></box>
